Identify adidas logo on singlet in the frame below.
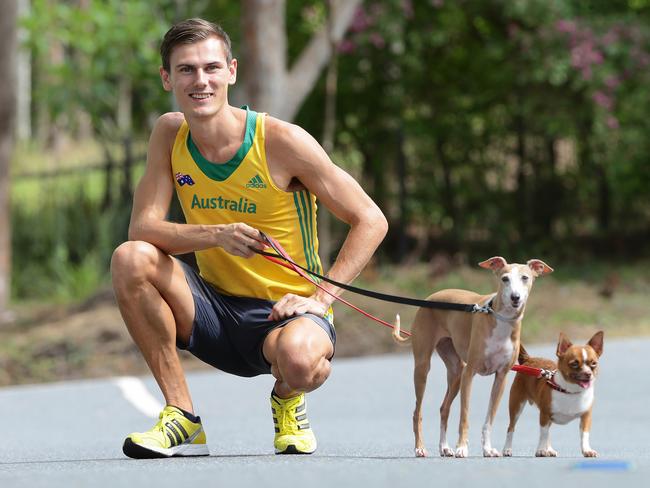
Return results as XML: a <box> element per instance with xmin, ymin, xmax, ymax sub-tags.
<box><xmin>245</xmin><ymin>174</ymin><xmax>267</xmax><ymax>189</ymax></box>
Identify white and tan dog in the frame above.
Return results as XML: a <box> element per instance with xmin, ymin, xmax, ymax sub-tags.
<box><xmin>393</xmin><ymin>257</ymin><xmax>553</xmax><ymax>458</ymax></box>
<box><xmin>503</xmin><ymin>331</ymin><xmax>604</xmax><ymax>457</ymax></box>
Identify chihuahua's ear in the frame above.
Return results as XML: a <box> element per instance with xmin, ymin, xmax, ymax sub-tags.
<box><xmin>556</xmin><ymin>332</ymin><xmax>572</xmax><ymax>357</ymax></box>
<box><xmin>527</xmin><ymin>259</ymin><xmax>554</xmax><ymax>277</ymax></box>
<box><xmin>588</xmin><ymin>331</ymin><xmax>604</xmax><ymax>357</ymax></box>
<box><xmin>479</xmin><ymin>257</ymin><xmax>507</xmax><ymax>271</ymax></box>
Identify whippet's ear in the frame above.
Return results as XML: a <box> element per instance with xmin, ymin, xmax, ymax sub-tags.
<box><xmin>527</xmin><ymin>259</ymin><xmax>554</xmax><ymax>276</ymax></box>
<box><xmin>587</xmin><ymin>331</ymin><xmax>604</xmax><ymax>357</ymax></box>
<box><xmin>556</xmin><ymin>332</ymin><xmax>572</xmax><ymax>357</ymax></box>
<box><xmin>478</xmin><ymin>256</ymin><xmax>507</xmax><ymax>271</ymax></box>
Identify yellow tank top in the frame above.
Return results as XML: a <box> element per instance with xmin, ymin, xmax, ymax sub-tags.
<box><xmin>171</xmin><ymin>107</ymin><xmax>325</xmax><ymax>302</ymax></box>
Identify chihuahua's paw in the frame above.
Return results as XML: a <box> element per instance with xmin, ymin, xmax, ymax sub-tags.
<box><xmin>503</xmin><ymin>448</ymin><xmax>513</xmax><ymax>457</ymax></box>
<box><xmin>483</xmin><ymin>447</ymin><xmax>502</xmax><ymax>457</ymax></box>
<box><xmin>582</xmin><ymin>449</ymin><xmax>598</xmax><ymax>458</ymax></box>
<box><xmin>535</xmin><ymin>448</ymin><xmax>558</xmax><ymax>457</ymax></box>
<box><xmin>454</xmin><ymin>446</ymin><xmax>469</xmax><ymax>458</ymax></box>
<box><xmin>439</xmin><ymin>445</ymin><xmax>455</xmax><ymax>457</ymax></box>
<box><xmin>415</xmin><ymin>447</ymin><xmax>428</xmax><ymax>458</ymax></box>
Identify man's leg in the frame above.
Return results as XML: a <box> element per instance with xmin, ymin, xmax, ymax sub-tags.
<box><xmin>262</xmin><ymin>317</ymin><xmax>333</xmax><ymax>454</ymax></box>
<box><xmin>111</xmin><ymin>240</ymin><xmax>195</xmax><ymax>411</ymax></box>
<box><xmin>262</xmin><ymin>317</ymin><xmax>334</xmax><ymax>398</ymax></box>
<box><xmin>111</xmin><ymin>241</ymin><xmax>208</xmax><ymax>458</ymax></box>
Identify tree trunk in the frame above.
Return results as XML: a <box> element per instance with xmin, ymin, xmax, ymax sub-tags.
<box><xmin>317</xmin><ymin>0</ymin><xmax>341</xmax><ymax>268</ymax></box>
<box><xmin>121</xmin><ymin>136</ymin><xmax>134</xmax><ymax>200</ymax></box>
<box><xmin>117</xmin><ymin>75</ymin><xmax>133</xmax><ymax>134</ymax></box>
<box><xmin>16</xmin><ymin>0</ymin><xmax>31</xmax><ymax>142</ymax></box>
<box><xmin>240</xmin><ymin>0</ymin><xmax>287</xmax><ymax>114</ymax></box>
<box><xmin>101</xmin><ymin>145</ymin><xmax>115</xmax><ymax>210</ymax></box>
<box><xmin>238</xmin><ymin>0</ymin><xmax>362</xmax><ymax>122</ymax></box>
<box><xmin>0</xmin><ymin>0</ymin><xmax>18</xmax><ymax>321</ymax></box>
<box><xmin>596</xmin><ymin>163</ymin><xmax>610</xmax><ymax>232</ymax></box>
<box><xmin>514</xmin><ymin>100</ymin><xmax>529</xmax><ymax>241</ymax></box>
<box><xmin>396</xmin><ymin>126</ymin><xmax>408</xmax><ymax>260</ymax></box>
<box><xmin>435</xmin><ymin>137</ymin><xmax>458</xmax><ymax>248</ymax></box>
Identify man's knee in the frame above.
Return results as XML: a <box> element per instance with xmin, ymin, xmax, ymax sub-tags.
<box><xmin>279</xmin><ymin>357</ymin><xmax>330</xmax><ymax>392</ymax></box>
<box><xmin>276</xmin><ymin>333</ymin><xmax>332</xmax><ymax>391</ymax></box>
<box><xmin>111</xmin><ymin>240</ymin><xmax>160</xmax><ymax>287</ymax></box>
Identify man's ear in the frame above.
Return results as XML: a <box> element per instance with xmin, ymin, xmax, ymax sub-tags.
<box><xmin>160</xmin><ymin>66</ymin><xmax>172</xmax><ymax>91</ymax></box>
<box><xmin>228</xmin><ymin>58</ymin><xmax>238</xmax><ymax>85</ymax></box>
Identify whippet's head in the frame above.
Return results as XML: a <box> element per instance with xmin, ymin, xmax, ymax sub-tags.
<box><xmin>478</xmin><ymin>257</ymin><xmax>553</xmax><ymax>314</ymax></box>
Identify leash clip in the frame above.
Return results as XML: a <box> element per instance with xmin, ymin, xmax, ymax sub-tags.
<box><xmin>472</xmin><ymin>303</ymin><xmax>491</xmax><ymax>314</ymax></box>
<box><xmin>539</xmin><ymin>368</ymin><xmax>555</xmax><ymax>380</ymax></box>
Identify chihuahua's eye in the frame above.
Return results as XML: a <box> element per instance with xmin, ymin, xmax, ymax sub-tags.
<box><xmin>590</xmin><ymin>361</ymin><xmax>598</xmax><ymax>369</ymax></box>
<box><xmin>501</xmin><ymin>276</ymin><xmax>510</xmax><ymax>283</ymax></box>
<box><xmin>569</xmin><ymin>361</ymin><xmax>580</xmax><ymax>369</ymax></box>
<box><xmin>521</xmin><ymin>275</ymin><xmax>529</xmax><ymax>282</ymax></box>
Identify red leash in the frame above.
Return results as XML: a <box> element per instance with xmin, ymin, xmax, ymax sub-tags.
<box><xmin>511</xmin><ymin>364</ymin><xmax>552</xmax><ymax>378</ymax></box>
<box><xmin>256</xmin><ymin>233</ymin><xmax>410</xmax><ymax>337</ymax></box>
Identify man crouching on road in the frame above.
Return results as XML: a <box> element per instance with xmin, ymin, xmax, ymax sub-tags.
<box><xmin>111</xmin><ymin>18</ymin><xmax>387</xmax><ymax>458</ymax></box>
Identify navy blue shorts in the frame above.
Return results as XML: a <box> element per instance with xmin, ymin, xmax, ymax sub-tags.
<box><xmin>176</xmin><ymin>259</ymin><xmax>336</xmax><ymax>377</ymax></box>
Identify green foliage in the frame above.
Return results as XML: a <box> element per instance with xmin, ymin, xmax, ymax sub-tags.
<box><xmin>11</xmin><ymin>0</ymin><xmax>650</xmax><ymax>304</ymax></box>
<box><xmin>295</xmin><ymin>0</ymin><xmax>650</xmax><ymax>261</ymax></box>
<box><xmin>11</xmin><ymin>175</ymin><xmax>131</xmax><ymax>301</ymax></box>
<box><xmin>22</xmin><ymin>0</ymin><xmax>180</xmax><ymax>137</ymax></box>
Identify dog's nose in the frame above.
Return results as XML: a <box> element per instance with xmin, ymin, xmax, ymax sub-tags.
<box><xmin>511</xmin><ymin>293</ymin><xmax>520</xmax><ymax>303</ymax></box>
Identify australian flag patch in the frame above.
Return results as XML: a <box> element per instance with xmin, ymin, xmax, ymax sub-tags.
<box><xmin>175</xmin><ymin>172</ymin><xmax>195</xmax><ymax>186</ymax></box>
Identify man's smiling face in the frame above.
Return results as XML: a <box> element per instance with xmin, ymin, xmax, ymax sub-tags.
<box><xmin>160</xmin><ymin>36</ymin><xmax>237</xmax><ymax>119</ymax></box>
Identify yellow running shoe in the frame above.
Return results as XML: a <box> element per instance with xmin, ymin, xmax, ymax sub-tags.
<box><xmin>271</xmin><ymin>391</ymin><xmax>317</xmax><ymax>454</ymax></box>
<box><xmin>122</xmin><ymin>405</ymin><xmax>209</xmax><ymax>459</ymax></box>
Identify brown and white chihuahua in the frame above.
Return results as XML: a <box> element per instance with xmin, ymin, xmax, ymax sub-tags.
<box><xmin>502</xmin><ymin>331</ymin><xmax>604</xmax><ymax>457</ymax></box>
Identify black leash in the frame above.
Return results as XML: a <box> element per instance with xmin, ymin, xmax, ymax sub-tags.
<box><xmin>256</xmin><ymin>233</ymin><xmax>488</xmax><ymax>314</ymax></box>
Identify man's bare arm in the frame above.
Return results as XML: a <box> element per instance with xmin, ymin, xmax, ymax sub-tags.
<box><xmin>128</xmin><ymin>113</ymin><xmax>264</xmax><ymax>257</ymax></box>
<box><xmin>265</xmin><ymin>118</ymin><xmax>388</xmax><ymax>318</ymax></box>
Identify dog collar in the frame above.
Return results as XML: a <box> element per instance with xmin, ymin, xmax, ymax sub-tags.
<box><xmin>481</xmin><ymin>297</ymin><xmax>521</xmax><ymax>322</ymax></box>
<box><xmin>546</xmin><ymin>373</ymin><xmax>581</xmax><ymax>394</ymax></box>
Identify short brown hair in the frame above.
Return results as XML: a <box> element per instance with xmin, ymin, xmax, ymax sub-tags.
<box><xmin>160</xmin><ymin>18</ymin><xmax>232</xmax><ymax>72</ymax></box>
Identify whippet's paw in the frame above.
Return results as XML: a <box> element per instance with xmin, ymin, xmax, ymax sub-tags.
<box><xmin>535</xmin><ymin>448</ymin><xmax>558</xmax><ymax>457</ymax></box>
<box><xmin>483</xmin><ymin>447</ymin><xmax>502</xmax><ymax>457</ymax></box>
<box><xmin>502</xmin><ymin>448</ymin><xmax>513</xmax><ymax>457</ymax></box>
<box><xmin>439</xmin><ymin>445</ymin><xmax>455</xmax><ymax>457</ymax></box>
<box><xmin>414</xmin><ymin>447</ymin><xmax>428</xmax><ymax>458</ymax></box>
<box><xmin>582</xmin><ymin>449</ymin><xmax>598</xmax><ymax>458</ymax></box>
<box><xmin>454</xmin><ymin>446</ymin><xmax>469</xmax><ymax>458</ymax></box>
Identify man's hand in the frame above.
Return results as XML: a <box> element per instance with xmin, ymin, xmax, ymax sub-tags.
<box><xmin>217</xmin><ymin>223</ymin><xmax>266</xmax><ymax>258</ymax></box>
<box><xmin>268</xmin><ymin>293</ymin><xmax>328</xmax><ymax>321</ymax></box>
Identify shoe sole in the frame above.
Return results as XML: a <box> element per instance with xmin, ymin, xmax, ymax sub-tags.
<box><xmin>275</xmin><ymin>445</ymin><xmax>315</xmax><ymax>455</ymax></box>
<box><xmin>123</xmin><ymin>438</ymin><xmax>210</xmax><ymax>459</ymax></box>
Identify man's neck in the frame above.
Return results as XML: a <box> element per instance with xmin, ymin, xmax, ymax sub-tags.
<box><xmin>186</xmin><ymin>104</ymin><xmax>246</xmax><ymax>161</ymax></box>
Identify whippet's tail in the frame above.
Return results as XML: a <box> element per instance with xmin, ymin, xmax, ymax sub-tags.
<box><xmin>391</xmin><ymin>315</ymin><xmax>411</xmax><ymax>343</ymax></box>
<box><xmin>517</xmin><ymin>343</ymin><xmax>530</xmax><ymax>364</ymax></box>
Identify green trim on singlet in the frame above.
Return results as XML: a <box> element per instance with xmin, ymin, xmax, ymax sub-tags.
<box><xmin>293</xmin><ymin>190</ymin><xmax>322</xmax><ymax>280</ymax></box>
<box><xmin>186</xmin><ymin>106</ymin><xmax>257</xmax><ymax>181</ymax></box>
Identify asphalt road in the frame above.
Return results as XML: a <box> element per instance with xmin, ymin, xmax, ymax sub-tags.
<box><xmin>0</xmin><ymin>338</ymin><xmax>648</xmax><ymax>487</ymax></box>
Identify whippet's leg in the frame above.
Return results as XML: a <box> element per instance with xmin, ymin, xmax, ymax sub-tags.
<box><xmin>455</xmin><ymin>365</ymin><xmax>477</xmax><ymax>458</ymax></box>
<box><xmin>412</xmin><ymin>336</ymin><xmax>436</xmax><ymax>458</ymax></box>
<box><xmin>503</xmin><ymin>376</ymin><xmax>526</xmax><ymax>456</ymax></box>
<box><xmin>482</xmin><ymin>369</ymin><xmax>508</xmax><ymax>457</ymax></box>
<box><xmin>436</xmin><ymin>337</ymin><xmax>463</xmax><ymax>457</ymax></box>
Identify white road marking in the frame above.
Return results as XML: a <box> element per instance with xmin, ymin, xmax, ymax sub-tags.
<box><xmin>113</xmin><ymin>376</ymin><xmax>164</xmax><ymax>418</ymax></box>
